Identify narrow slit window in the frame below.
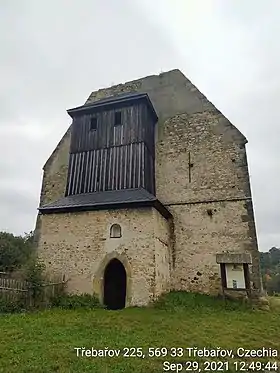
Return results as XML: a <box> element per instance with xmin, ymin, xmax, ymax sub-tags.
<box><xmin>114</xmin><ymin>111</ymin><xmax>122</xmax><ymax>126</ymax></box>
<box><xmin>90</xmin><ymin>117</ymin><xmax>97</xmax><ymax>131</ymax></box>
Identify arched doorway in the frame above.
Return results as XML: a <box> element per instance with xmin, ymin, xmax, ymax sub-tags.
<box><xmin>103</xmin><ymin>258</ymin><xmax>126</xmax><ymax>310</ymax></box>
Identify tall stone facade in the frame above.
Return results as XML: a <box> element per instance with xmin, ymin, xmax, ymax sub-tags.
<box><xmin>35</xmin><ymin>69</ymin><xmax>262</xmax><ymax>308</ymax></box>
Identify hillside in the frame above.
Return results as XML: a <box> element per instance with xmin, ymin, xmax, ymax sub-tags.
<box><xmin>0</xmin><ymin>293</ymin><xmax>279</xmax><ymax>373</ymax></box>
<box><xmin>260</xmin><ymin>247</ymin><xmax>280</xmax><ymax>294</ymax></box>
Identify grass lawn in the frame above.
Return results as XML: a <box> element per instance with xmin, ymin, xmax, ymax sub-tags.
<box><xmin>0</xmin><ymin>293</ymin><xmax>279</xmax><ymax>373</ymax></box>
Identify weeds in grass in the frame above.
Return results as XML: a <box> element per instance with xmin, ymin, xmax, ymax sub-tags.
<box><xmin>153</xmin><ymin>291</ymin><xmax>251</xmax><ymax>312</ymax></box>
<box><xmin>0</xmin><ymin>291</ymin><xmax>279</xmax><ymax>373</ymax></box>
<box><xmin>50</xmin><ymin>293</ymin><xmax>102</xmax><ymax>310</ymax></box>
<box><xmin>0</xmin><ymin>294</ymin><xmax>27</xmax><ymax>313</ymax></box>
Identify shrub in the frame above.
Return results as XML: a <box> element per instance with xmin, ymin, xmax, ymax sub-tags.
<box><xmin>50</xmin><ymin>293</ymin><xmax>102</xmax><ymax>310</ymax></box>
<box><xmin>0</xmin><ymin>231</ymin><xmax>34</xmax><ymax>272</ymax></box>
<box><xmin>24</xmin><ymin>259</ymin><xmax>45</xmax><ymax>287</ymax></box>
<box><xmin>22</xmin><ymin>258</ymin><xmax>46</xmax><ymax>307</ymax></box>
<box><xmin>0</xmin><ymin>294</ymin><xmax>27</xmax><ymax>313</ymax></box>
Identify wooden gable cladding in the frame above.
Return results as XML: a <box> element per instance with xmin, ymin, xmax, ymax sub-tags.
<box><xmin>65</xmin><ymin>142</ymin><xmax>155</xmax><ymax>195</ymax></box>
<box><xmin>70</xmin><ymin>103</ymin><xmax>155</xmax><ymax>155</ymax></box>
<box><xmin>65</xmin><ymin>93</ymin><xmax>157</xmax><ymax>198</ymax></box>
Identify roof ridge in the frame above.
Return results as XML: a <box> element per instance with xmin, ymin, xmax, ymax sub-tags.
<box><xmin>67</xmin><ymin>92</ymin><xmax>158</xmax><ymax>122</ymax></box>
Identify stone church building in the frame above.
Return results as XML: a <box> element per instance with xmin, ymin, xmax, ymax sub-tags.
<box><xmin>35</xmin><ymin>69</ymin><xmax>262</xmax><ymax>309</ymax></box>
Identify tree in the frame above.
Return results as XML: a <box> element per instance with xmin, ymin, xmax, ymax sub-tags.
<box><xmin>260</xmin><ymin>247</ymin><xmax>280</xmax><ymax>294</ymax></box>
<box><xmin>266</xmin><ymin>274</ymin><xmax>280</xmax><ymax>294</ymax></box>
<box><xmin>0</xmin><ymin>231</ymin><xmax>34</xmax><ymax>272</ymax></box>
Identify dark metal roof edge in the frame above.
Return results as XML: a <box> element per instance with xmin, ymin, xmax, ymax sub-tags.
<box><xmin>38</xmin><ymin>188</ymin><xmax>157</xmax><ymax>210</ymax></box>
<box><xmin>38</xmin><ymin>198</ymin><xmax>172</xmax><ymax>219</ymax></box>
<box><xmin>67</xmin><ymin>93</ymin><xmax>158</xmax><ymax>121</ymax></box>
<box><xmin>67</xmin><ymin>93</ymin><xmax>147</xmax><ymax>113</ymax></box>
<box><xmin>154</xmin><ymin>200</ymin><xmax>173</xmax><ymax>220</ymax></box>
<box><xmin>38</xmin><ymin>200</ymin><xmax>154</xmax><ymax>214</ymax></box>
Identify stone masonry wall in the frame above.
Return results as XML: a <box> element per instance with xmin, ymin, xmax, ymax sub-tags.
<box><xmin>170</xmin><ymin>201</ymin><xmax>254</xmax><ymax>294</ymax></box>
<box><xmin>35</xmin><ymin>69</ymin><xmax>262</xmax><ymax>301</ymax></box>
<box><xmin>37</xmin><ymin>207</ymin><xmax>169</xmax><ymax>306</ymax></box>
<box><xmin>40</xmin><ymin>128</ymin><xmax>71</xmax><ymax>206</ymax></box>
<box><xmin>153</xmin><ymin>209</ymin><xmax>171</xmax><ymax>297</ymax></box>
<box><xmin>33</xmin><ymin>128</ymin><xmax>71</xmax><ymax>248</ymax></box>
<box><xmin>155</xmin><ymin>112</ymin><xmax>249</xmax><ymax>204</ymax></box>
<box><xmin>156</xmin><ymin>112</ymin><xmax>261</xmax><ymax>294</ymax></box>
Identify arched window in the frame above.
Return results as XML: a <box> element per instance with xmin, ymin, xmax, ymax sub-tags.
<box><xmin>110</xmin><ymin>224</ymin><xmax>122</xmax><ymax>238</ymax></box>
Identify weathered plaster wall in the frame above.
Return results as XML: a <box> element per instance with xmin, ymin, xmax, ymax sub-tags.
<box><xmin>37</xmin><ymin>207</ymin><xmax>169</xmax><ymax>306</ymax></box>
<box><xmin>153</xmin><ymin>209</ymin><xmax>171</xmax><ymax>296</ymax></box>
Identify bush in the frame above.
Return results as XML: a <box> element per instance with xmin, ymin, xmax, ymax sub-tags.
<box><xmin>0</xmin><ymin>294</ymin><xmax>27</xmax><ymax>314</ymax></box>
<box><xmin>24</xmin><ymin>259</ymin><xmax>45</xmax><ymax>287</ymax></box>
<box><xmin>22</xmin><ymin>258</ymin><xmax>46</xmax><ymax>307</ymax></box>
<box><xmin>153</xmin><ymin>291</ymin><xmax>251</xmax><ymax>312</ymax></box>
<box><xmin>50</xmin><ymin>293</ymin><xmax>102</xmax><ymax>310</ymax></box>
<box><xmin>0</xmin><ymin>231</ymin><xmax>35</xmax><ymax>272</ymax></box>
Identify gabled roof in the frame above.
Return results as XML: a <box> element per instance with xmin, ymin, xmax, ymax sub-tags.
<box><xmin>39</xmin><ymin>188</ymin><xmax>172</xmax><ymax>219</ymax></box>
<box><xmin>43</xmin><ymin>69</ymin><xmax>247</xmax><ymax>172</ymax></box>
<box><xmin>67</xmin><ymin>92</ymin><xmax>158</xmax><ymax>122</ymax></box>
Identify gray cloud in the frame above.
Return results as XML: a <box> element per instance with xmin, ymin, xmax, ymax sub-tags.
<box><xmin>0</xmin><ymin>0</ymin><xmax>279</xmax><ymax>252</ymax></box>
<box><xmin>138</xmin><ymin>0</ymin><xmax>280</xmax><ymax>252</ymax></box>
<box><xmin>0</xmin><ymin>0</ymin><xmax>181</xmax><ymax>237</ymax></box>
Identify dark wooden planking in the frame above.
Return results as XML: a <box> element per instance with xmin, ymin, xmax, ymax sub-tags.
<box><xmin>69</xmin><ymin>102</ymin><xmax>156</xmax><ymax>154</ymax></box>
<box><xmin>80</xmin><ymin>153</ymin><xmax>86</xmax><ymax>193</ymax></box>
<box><xmin>103</xmin><ymin>148</ymin><xmax>107</xmax><ymax>192</ymax></box>
<box><xmin>128</xmin><ymin>143</ymin><xmax>133</xmax><ymax>188</ymax></box>
<box><xmin>97</xmin><ymin>149</ymin><xmax>102</xmax><ymax>192</ymax></box>
<box><xmin>118</xmin><ymin>145</ymin><xmax>122</xmax><ymax>189</ymax></box>
<box><xmin>71</xmin><ymin>153</ymin><xmax>77</xmax><ymax>195</ymax></box>
<box><xmin>144</xmin><ymin>144</ymin><xmax>155</xmax><ymax>194</ymax></box>
<box><xmin>125</xmin><ymin>144</ymin><xmax>129</xmax><ymax>190</ymax></box>
<box><xmin>66</xmin><ymin>141</ymin><xmax>155</xmax><ymax>196</ymax></box>
<box><xmin>90</xmin><ymin>150</ymin><xmax>95</xmax><ymax>192</ymax></box>
<box><xmin>65</xmin><ymin>98</ymin><xmax>157</xmax><ymax>197</ymax></box>
<box><xmin>84</xmin><ymin>151</ymin><xmax>89</xmax><ymax>193</ymax></box>
<box><xmin>142</xmin><ymin>103</ymin><xmax>155</xmax><ymax>158</ymax></box>
<box><xmin>107</xmin><ymin>147</ymin><xmax>112</xmax><ymax>190</ymax></box>
<box><xmin>111</xmin><ymin>146</ymin><xmax>115</xmax><ymax>190</ymax></box>
<box><xmin>104</xmin><ymin>147</ymin><xmax>109</xmax><ymax>191</ymax></box>
<box><xmin>65</xmin><ymin>154</ymin><xmax>72</xmax><ymax>196</ymax></box>
<box><xmin>96</xmin><ymin>150</ymin><xmax>101</xmax><ymax>192</ymax></box>
<box><xmin>134</xmin><ymin>142</ymin><xmax>138</xmax><ymax>188</ymax></box>
<box><xmin>144</xmin><ymin>145</ymin><xmax>149</xmax><ymax>192</ymax></box>
<box><xmin>73</xmin><ymin>153</ymin><xmax>79</xmax><ymax>194</ymax></box>
<box><xmin>69</xmin><ymin>153</ymin><xmax>76</xmax><ymax>195</ymax></box>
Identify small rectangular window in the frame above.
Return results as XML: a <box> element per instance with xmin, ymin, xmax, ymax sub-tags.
<box><xmin>114</xmin><ymin>111</ymin><xmax>122</xmax><ymax>126</ymax></box>
<box><xmin>90</xmin><ymin>117</ymin><xmax>97</xmax><ymax>131</ymax></box>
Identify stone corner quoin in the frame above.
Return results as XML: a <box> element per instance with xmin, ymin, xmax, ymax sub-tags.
<box><xmin>34</xmin><ymin>68</ymin><xmax>262</xmax><ymax>309</ymax></box>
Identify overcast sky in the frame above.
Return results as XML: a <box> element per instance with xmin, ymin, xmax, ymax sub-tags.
<box><xmin>0</xmin><ymin>0</ymin><xmax>279</xmax><ymax>252</ymax></box>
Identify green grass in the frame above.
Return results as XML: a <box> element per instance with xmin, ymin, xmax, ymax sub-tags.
<box><xmin>270</xmin><ymin>296</ymin><xmax>280</xmax><ymax>310</ymax></box>
<box><xmin>0</xmin><ymin>292</ymin><xmax>279</xmax><ymax>373</ymax></box>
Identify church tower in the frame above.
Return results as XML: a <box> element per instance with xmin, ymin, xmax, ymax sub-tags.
<box><xmin>35</xmin><ymin>69</ymin><xmax>262</xmax><ymax>308</ymax></box>
<box><xmin>66</xmin><ymin>93</ymin><xmax>157</xmax><ymax>197</ymax></box>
